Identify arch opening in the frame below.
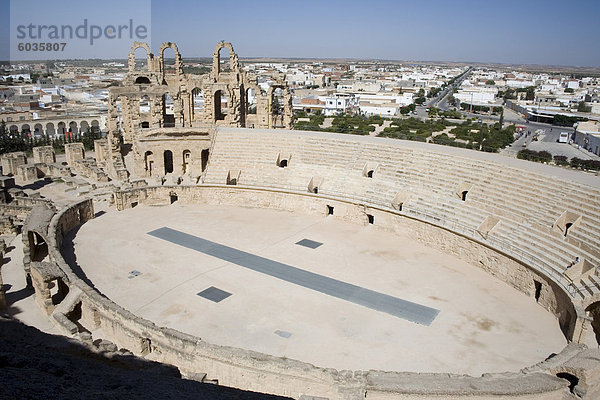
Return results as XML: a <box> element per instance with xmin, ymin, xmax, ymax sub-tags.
<box><xmin>162</xmin><ymin>47</ymin><xmax>177</xmax><ymax>75</ymax></box>
<box><xmin>133</xmin><ymin>46</ymin><xmax>149</xmax><ymax>71</ymax></box>
<box><xmin>555</xmin><ymin>372</ymin><xmax>579</xmax><ymax>394</ymax></box>
<box><xmin>144</xmin><ymin>151</ymin><xmax>154</xmax><ymax>175</ymax></box>
<box><xmin>163</xmin><ymin>93</ymin><xmax>175</xmax><ymax>127</ymax></box>
<box><xmin>214</xmin><ymin>90</ymin><xmax>228</xmax><ymax>121</ymax></box>
<box><xmin>192</xmin><ymin>87</ymin><xmax>204</xmax><ymax>115</ymax></box>
<box><xmin>564</xmin><ymin>222</ymin><xmax>573</xmax><ymax>237</ymax></box>
<box><xmin>218</xmin><ymin>47</ymin><xmax>231</xmax><ymax>73</ymax></box>
<box><xmin>163</xmin><ymin>150</ymin><xmax>173</xmax><ymax>174</ymax></box>
<box><xmin>201</xmin><ymin>149</ymin><xmax>209</xmax><ymax>172</ymax></box>
<box><xmin>139</xmin><ymin>94</ymin><xmax>151</xmax><ymax>115</ymax></box>
<box><xmin>135</xmin><ymin>76</ymin><xmax>151</xmax><ymax>84</ymax></box>
<box><xmin>182</xmin><ymin>150</ymin><xmax>191</xmax><ymax>174</ymax></box>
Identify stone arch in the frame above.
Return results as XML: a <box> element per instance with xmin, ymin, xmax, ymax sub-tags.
<box><xmin>80</xmin><ymin>121</ymin><xmax>89</xmax><ymax>134</ymax></box>
<box><xmin>128</xmin><ymin>42</ymin><xmax>152</xmax><ymax>72</ymax></box>
<box><xmin>21</xmin><ymin>123</ymin><xmax>31</xmax><ymax>135</ymax></box>
<box><xmin>139</xmin><ymin>94</ymin><xmax>151</xmax><ymax>114</ymax></box>
<box><xmin>182</xmin><ymin>149</ymin><xmax>191</xmax><ymax>173</ymax></box>
<box><xmin>214</xmin><ymin>89</ymin><xmax>229</xmax><ymax>121</ymax></box>
<box><xmin>34</xmin><ymin>123</ymin><xmax>43</xmax><ymax>136</ymax></box>
<box><xmin>69</xmin><ymin>121</ymin><xmax>78</xmax><ymax>136</ymax></box>
<box><xmin>144</xmin><ymin>150</ymin><xmax>154</xmax><ymax>176</ymax></box>
<box><xmin>192</xmin><ymin>87</ymin><xmax>204</xmax><ymax>115</ymax></box>
<box><xmin>245</xmin><ymin>86</ymin><xmax>257</xmax><ymax>115</ymax></box>
<box><xmin>213</xmin><ymin>42</ymin><xmax>239</xmax><ymax>75</ymax></box>
<box><xmin>159</xmin><ymin>42</ymin><xmax>182</xmax><ymax>77</ymax></box>
<box><xmin>162</xmin><ymin>92</ymin><xmax>175</xmax><ymax>127</ymax></box>
<box><xmin>57</xmin><ymin>122</ymin><xmax>66</xmax><ymax>136</ymax></box>
<box><xmin>90</xmin><ymin>119</ymin><xmax>100</xmax><ymax>133</ymax></box>
<box><xmin>27</xmin><ymin>230</ymin><xmax>48</xmax><ymax>262</ymax></box>
<box><xmin>46</xmin><ymin>122</ymin><xmax>55</xmax><ymax>137</ymax></box>
<box><xmin>268</xmin><ymin>86</ymin><xmax>285</xmax><ymax>115</ymax></box>
<box><xmin>9</xmin><ymin>124</ymin><xmax>18</xmax><ymax>135</ymax></box>
<box><xmin>135</xmin><ymin>76</ymin><xmax>151</xmax><ymax>84</ymax></box>
<box><xmin>163</xmin><ymin>150</ymin><xmax>173</xmax><ymax>174</ymax></box>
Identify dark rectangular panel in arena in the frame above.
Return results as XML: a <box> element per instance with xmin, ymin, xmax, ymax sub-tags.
<box><xmin>148</xmin><ymin>227</ymin><xmax>439</xmax><ymax>326</ymax></box>
<box><xmin>296</xmin><ymin>239</ymin><xmax>323</xmax><ymax>249</ymax></box>
<box><xmin>197</xmin><ymin>286</ymin><xmax>232</xmax><ymax>303</ymax></box>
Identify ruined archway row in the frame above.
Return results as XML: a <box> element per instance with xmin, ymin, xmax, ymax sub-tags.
<box><xmin>102</xmin><ymin>41</ymin><xmax>293</xmax><ymax>182</ymax></box>
<box><xmin>112</xmin><ymin>41</ymin><xmax>292</xmax><ymax>134</ymax></box>
<box><xmin>4</xmin><ymin>118</ymin><xmax>103</xmax><ymax>138</ymax></box>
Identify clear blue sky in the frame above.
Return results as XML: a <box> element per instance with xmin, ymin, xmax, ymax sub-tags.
<box><xmin>2</xmin><ymin>0</ymin><xmax>600</xmax><ymax>67</ymax></box>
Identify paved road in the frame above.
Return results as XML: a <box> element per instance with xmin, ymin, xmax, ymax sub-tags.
<box><xmin>148</xmin><ymin>227</ymin><xmax>440</xmax><ymax>326</ymax></box>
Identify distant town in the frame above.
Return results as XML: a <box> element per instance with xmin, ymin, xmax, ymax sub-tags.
<box><xmin>1</xmin><ymin>56</ymin><xmax>599</xmax><ymax>165</ymax></box>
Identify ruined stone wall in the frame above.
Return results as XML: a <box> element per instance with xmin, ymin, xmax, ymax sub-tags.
<box><xmin>132</xmin><ymin>134</ymin><xmax>211</xmax><ymax>179</ymax></box>
<box><xmin>104</xmin><ymin>41</ymin><xmax>292</xmax><ymax>182</ymax></box>
<box><xmin>32</xmin><ymin>146</ymin><xmax>55</xmax><ymax>164</ymax></box>
<box><xmin>0</xmin><ymin>152</ymin><xmax>27</xmax><ymax>175</ymax></box>
<box><xmin>64</xmin><ymin>143</ymin><xmax>85</xmax><ymax>166</ymax></box>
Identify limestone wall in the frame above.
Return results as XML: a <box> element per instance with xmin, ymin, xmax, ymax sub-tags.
<box><xmin>45</xmin><ymin>196</ymin><xmax>584</xmax><ymax>399</ymax></box>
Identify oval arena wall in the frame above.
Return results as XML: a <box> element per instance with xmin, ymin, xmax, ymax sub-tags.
<box><xmin>44</xmin><ymin>127</ymin><xmax>600</xmax><ymax>399</ymax></box>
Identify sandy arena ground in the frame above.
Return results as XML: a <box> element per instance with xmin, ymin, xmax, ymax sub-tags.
<box><xmin>66</xmin><ymin>203</ymin><xmax>566</xmax><ymax>375</ymax></box>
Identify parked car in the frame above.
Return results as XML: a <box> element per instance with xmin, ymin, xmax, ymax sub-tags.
<box><xmin>558</xmin><ymin>132</ymin><xmax>569</xmax><ymax>143</ymax></box>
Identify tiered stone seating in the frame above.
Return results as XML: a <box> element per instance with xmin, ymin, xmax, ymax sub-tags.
<box><xmin>205</xmin><ymin>128</ymin><xmax>600</xmax><ymax>299</ymax></box>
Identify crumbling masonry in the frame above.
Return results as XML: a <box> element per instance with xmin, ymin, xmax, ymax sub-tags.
<box><xmin>100</xmin><ymin>41</ymin><xmax>293</xmax><ymax>182</ymax></box>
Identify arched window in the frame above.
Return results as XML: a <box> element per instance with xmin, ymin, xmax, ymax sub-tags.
<box><xmin>69</xmin><ymin>121</ymin><xmax>78</xmax><ymax>136</ymax></box>
<box><xmin>90</xmin><ymin>120</ymin><xmax>100</xmax><ymax>134</ymax></box>
<box><xmin>182</xmin><ymin>150</ymin><xmax>191</xmax><ymax>173</ymax></box>
<box><xmin>246</xmin><ymin>87</ymin><xmax>256</xmax><ymax>115</ymax></box>
<box><xmin>21</xmin><ymin>124</ymin><xmax>31</xmax><ymax>136</ymax></box>
<box><xmin>144</xmin><ymin>151</ymin><xmax>154</xmax><ymax>175</ymax></box>
<box><xmin>80</xmin><ymin>121</ymin><xmax>89</xmax><ymax>134</ymax></box>
<box><xmin>162</xmin><ymin>47</ymin><xmax>176</xmax><ymax>75</ymax></box>
<box><xmin>139</xmin><ymin>95</ymin><xmax>151</xmax><ymax>114</ymax></box>
<box><xmin>57</xmin><ymin>122</ymin><xmax>66</xmax><ymax>136</ymax></box>
<box><xmin>133</xmin><ymin>47</ymin><xmax>149</xmax><ymax>71</ymax></box>
<box><xmin>192</xmin><ymin>88</ymin><xmax>204</xmax><ymax>114</ymax></box>
<box><xmin>163</xmin><ymin>150</ymin><xmax>173</xmax><ymax>174</ymax></box>
<box><xmin>135</xmin><ymin>76</ymin><xmax>150</xmax><ymax>84</ymax></box>
<box><xmin>163</xmin><ymin>93</ymin><xmax>175</xmax><ymax>127</ymax></box>
<box><xmin>46</xmin><ymin>122</ymin><xmax>55</xmax><ymax>137</ymax></box>
<box><xmin>218</xmin><ymin>47</ymin><xmax>231</xmax><ymax>73</ymax></box>
<box><xmin>214</xmin><ymin>90</ymin><xmax>228</xmax><ymax>121</ymax></box>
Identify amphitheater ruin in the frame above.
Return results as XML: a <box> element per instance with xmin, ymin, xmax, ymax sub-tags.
<box><xmin>1</xmin><ymin>41</ymin><xmax>600</xmax><ymax>399</ymax></box>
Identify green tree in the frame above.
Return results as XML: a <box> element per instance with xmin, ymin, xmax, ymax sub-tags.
<box><xmin>485</xmin><ymin>80</ymin><xmax>495</xmax><ymax>85</ymax></box>
<box><xmin>564</xmin><ymin>88</ymin><xmax>574</xmax><ymax>93</ymax></box>
<box><xmin>577</xmin><ymin>101</ymin><xmax>592</xmax><ymax>113</ymax></box>
<box><xmin>525</xmin><ymin>87</ymin><xmax>535</xmax><ymax>101</ymax></box>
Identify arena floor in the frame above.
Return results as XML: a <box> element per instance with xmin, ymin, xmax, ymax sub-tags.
<box><xmin>66</xmin><ymin>203</ymin><xmax>567</xmax><ymax>375</ymax></box>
